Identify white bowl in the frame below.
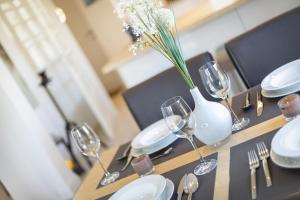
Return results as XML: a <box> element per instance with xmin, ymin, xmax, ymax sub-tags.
<box><xmin>109</xmin><ymin>175</ymin><xmax>166</xmax><ymax>200</ymax></box>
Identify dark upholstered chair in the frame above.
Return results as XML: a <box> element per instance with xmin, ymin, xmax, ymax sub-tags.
<box><xmin>123</xmin><ymin>52</ymin><xmax>215</xmax><ymax>130</ymax></box>
<box><xmin>225</xmin><ymin>7</ymin><xmax>300</xmax><ymax>88</ymax></box>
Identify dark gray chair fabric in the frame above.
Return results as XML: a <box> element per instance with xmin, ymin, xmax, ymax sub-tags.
<box><xmin>123</xmin><ymin>52</ymin><xmax>215</xmax><ymax>130</ymax></box>
<box><xmin>225</xmin><ymin>7</ymin><xmax>300</xmax><ymax>88</ymax></box>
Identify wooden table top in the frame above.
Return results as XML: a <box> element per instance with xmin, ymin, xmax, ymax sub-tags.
<box><xmin>74</xmin><ymin>113</ymin><xmax>287</xmax><ymax>199</ymax></box>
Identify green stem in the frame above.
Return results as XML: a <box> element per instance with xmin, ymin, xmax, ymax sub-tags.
<box><xmin>132</xmin><ymin>8</ymin><xmax>195</xmax><ymax>89</ymax></box>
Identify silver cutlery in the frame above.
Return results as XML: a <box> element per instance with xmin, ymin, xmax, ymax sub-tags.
<box><xmin>184</xmin><ymin>173</ymin><xmax>199</xmax><ymax>200</ymax></box>
<box><xmin>256</xmin><ymin>91</ymin><xmax>264</xmax><ymax>117</ymax></box>
<box><xmin>248</xmin><ymin>150</ymin><xmax>259</xmax><ymax>199</ymax></box>
<box><xmin>151</xmin><ymin>147</ymin><xmax>173</xmax><ymax>161</ymax></box>
<box><xmin>121</xmin><ymin>149</ymin><xmax>133</xmax><ymax>171</ymax></box>
<box><xmin>177</xmin><ymin>174</ymin><xmax>187</xmax><ymax>200</ymax></box>
<box><xmin>242</xmin><ymin>92</ymin><xmax>252</xmax><ymax>111</ymax></box>
<box><xmin>256</xmin><ymin>142</ymin><xmax>272</xmax><ymax>187</ymax></box>
<box><xmin>115</xmin><ymin>144</ymin><xmax>131</xmax><ymax>161</ymax></box>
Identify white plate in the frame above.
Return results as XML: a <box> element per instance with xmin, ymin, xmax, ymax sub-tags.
<box><xmin>261</xmin><ymin>59</ymin><xmax>300</xmax><ymax>92</ymax></box>
<box><xmin>271</xmin><ymin>149</ymin><xmax>300</xmax><ymax>168</ymax></box>
<box><xmin>131</xmin><ymin>118</ymin><xmax>178</xmax><ymax>156</ymax></box>
<box><xmin>271</xmin><ymin>117</ymin><xmax>300</xmax><ymax>159</ymax></box>
<box><xmin>109</xmin><ymin>175</ymin><xmax>166</xmax><ymax>200</ymax></box>
<box><xmin>159</xmin><ymin>179</ymin><xmax>174</xmax><ymax>200</ymax></box>
<box><xmin>261</xmin><ymin>83</ymin><xmax>300</xmax><ymax>98</ymax></box>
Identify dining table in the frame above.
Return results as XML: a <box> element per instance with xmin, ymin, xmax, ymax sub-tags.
<box><xmin>73</xmin><ymin>85</ymin><xmax>300</xmax><ymax>200</ymax></box>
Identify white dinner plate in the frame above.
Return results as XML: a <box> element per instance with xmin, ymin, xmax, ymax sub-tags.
<box><xmin>261</xmin><ymin>83</ymin><xmax>300</xmax><ymax>98</ymax></box>
<box><xmin>270</xmin><ymin>149</ymin><xmax>300</xmax><ymax>169</ymax></box>
<box><xmin>261</xmin><ymin>59</ymin><xmax>300</xmax><ymax>92</ymax></box>
<box><xmin>109</xmin><ymin>175</ymin><xmax>166</xmax><ymax>200</ymax></box>
<box><xmin>131</xmin><ymin>118</ymin><xmax>178</xmax><ymax>156</ymax></box>
<box><xmin>271</xmin><ymin>117</ymin><xmax>300</xmax><ymax>168</ymax></box>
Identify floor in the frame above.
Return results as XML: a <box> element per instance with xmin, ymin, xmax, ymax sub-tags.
<box><xmin>109</xmin><ymin>91</ymin><xmax>140</xmax><ymax>147</ymax></box>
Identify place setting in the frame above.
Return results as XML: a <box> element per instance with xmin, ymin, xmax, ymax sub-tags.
<box><xmin>230</xmin><ymin>57</ymin><xmax>300</xmax><ymax>131</ymax></box>
<box><xmin>229</xmin><ymin>105</ymin><xmax>300</xmax><ymax>200</ymax></box>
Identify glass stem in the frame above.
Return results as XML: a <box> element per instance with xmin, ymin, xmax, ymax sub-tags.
<box><xmin>186</xmin><ymin>135</ymin><xmax>207</xmax><ymax>164</ymax></box>
<box><xmin>96</xmin><ymin>152</ymin><xmax>110</xmax><ymax>176</ymax></box>
<box><xmin>224</xmin><ymin>98</ymin><xmax>240</xmax><ymax>123</ymax></box>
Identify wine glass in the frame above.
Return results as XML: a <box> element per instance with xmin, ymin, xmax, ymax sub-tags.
<box><xmin>161</xmin><ymin>96</ymin><xmax>217</xmax><ymax>175</ymax></box>
<box><xmin>199</xmin><ymin>61</ymin><xmax>250</xmax><ymax>131</ymax></box>
<box><xmin>71</xmin><ymin>123</ymin><xmax>119</xmax><ymax>186</ymax></box>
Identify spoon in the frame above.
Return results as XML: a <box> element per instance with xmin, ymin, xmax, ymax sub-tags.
<box><xmin>242</xmin><ymin>92</ymin><xmax>252</xmax><ymax>111</ymax></box>
<box><xmin>151</xmin><ymin>147</ymin><xmax>173</xmax><ymax>160</ymax></box>
<box><xmin>184</xmin><ymin>173</ymin><xmax>199</xmax><ymax>200</ymax></box>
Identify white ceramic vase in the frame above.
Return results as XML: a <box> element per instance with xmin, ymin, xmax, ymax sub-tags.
<box><xmin>190</xmin><ymin>87</ymin><xmax>232</xmax><ymax>145</ymax></box>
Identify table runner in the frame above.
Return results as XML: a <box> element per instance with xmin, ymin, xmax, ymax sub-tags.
<box><xmin>229</xmin><ymin>129</ymin><xmax>300</xmax><ymax>200</ymax></box>
<box><xmin>97</xmin><ymin>153</ymin><xmax>218</xmax><ymax>200</ymax></box>
<box><xmin>78</xmin><ymin>115</ymin><xmax>286</xmax><ymax>200</ymax></box>
<box><xmin>163</xmin><ymin>153</ymin><xmax>218</xmax><ymax>200</ymax></box>
<box><xmin>97</xmin><ymin>139</ymin><xmax>203</xmax><ymax>187</ymax></box>
<box><xmin>97</xmin><ymin>86</ymin><xmax>282</xmax><ymax>189</ymax></box>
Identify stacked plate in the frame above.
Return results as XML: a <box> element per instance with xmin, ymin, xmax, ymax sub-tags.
<box><xmin>109</xmin><ymin>175</ymin><xmax>174</xmax><ymax>200</ymax></box>
<box><xmin>271</xmin><ymin>117</ymin><xmax>300</xmax><ymax>168</ymax></box>
<box><xmin>261</xmin><ymin>59</ymin><xmax>300</xmax><ymax>98</ymax></box>
<box><xmin>131</xmin><ymin>118</ymin><xmax>178</xmax><ymax>157</ymax></box>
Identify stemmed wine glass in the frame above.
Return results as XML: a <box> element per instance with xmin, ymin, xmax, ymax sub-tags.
<box><xmin>199</xmin><ymin>61</ymin><xmax>250</xmax><ymax>131</ymax></box>
<box><xmin>71</xmin><ymin>123</ymin><xmax>120</xmax><ymax>186</ymax></box>
<box><xmin>161</xmin><ymin>96</ymin><xmax>217</xmax><ymax>175</ymax></box>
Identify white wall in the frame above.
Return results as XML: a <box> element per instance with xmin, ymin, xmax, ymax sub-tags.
<box><xmin>75</xmin><ymin>0</ymin><xmax>131</xmax><ymax>58</ymax></box>
<box><xmin>52</xmin><ymin>0</ymin><xmax>123</xmax><ymax>93</ymax></box>
<box><xmin>0</xmin><ymin>60</ymin><xmax>80</xmax><ymax>200</ymax></box>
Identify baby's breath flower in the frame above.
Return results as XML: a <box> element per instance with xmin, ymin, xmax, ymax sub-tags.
<box><xmin>115</xmin><ymin>0</ymin><xmax>195</xmax><ymax>89</ymax></box>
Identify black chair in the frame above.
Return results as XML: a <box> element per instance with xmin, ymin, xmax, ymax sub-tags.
<box><xmin>123</xmin><ymin>52</ymin><xmax>215</xmax><ymax>130</ymax></box>
<box><xmin>225</xmin><ymin>7</ymin><xmax>300</xmax><ymax>88</ymax></box>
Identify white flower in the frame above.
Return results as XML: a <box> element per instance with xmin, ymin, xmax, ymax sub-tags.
<box><xmin>129</xmin><ymin>37</ymin><xmax>148</xmax><ymax>55</ymax></box>
<box><xmin>115</xmin><ymin>0</ymin><xmax>173</xmax><ymax>36</ymax></box>
<box><xmin>157</xmin><ymin>8</ymin><xmax>175</xmax><ymax>30</ymax></box>
<box><xmin>115</xmin><ymin>0</ymin><xmax>195</xmax><ymax>89</ymax></box>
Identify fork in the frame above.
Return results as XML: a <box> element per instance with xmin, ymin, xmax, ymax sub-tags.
<box><xmin>248</xmin><ymin>150</ymin><xmax>259</xmax><ymax>199</ymax></box>
<box><xmin>256</xmin><ymin>142</ymin><xmax>272</xmax><ymax>187</ymax></box>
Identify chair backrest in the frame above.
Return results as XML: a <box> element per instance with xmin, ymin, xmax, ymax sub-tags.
<box><xmin>225</xmin><ymin>7</ymin><xmax>300</xmax><ymax>88</ymax></box>
<box><xmin>123</xmin><ymin>52</ymin><xmax>215</xmax><ymax>130</ymax></box>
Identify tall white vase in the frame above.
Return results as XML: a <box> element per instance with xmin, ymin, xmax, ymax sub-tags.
<box><xmin>190</xmin><ymin>87</ymin><xmax>232</xmax><ymax>145</ymax></box>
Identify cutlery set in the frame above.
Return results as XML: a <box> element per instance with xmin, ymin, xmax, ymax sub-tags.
<box><xmin>241</xmin><ymin>90</ymin><xmax>264</xmax><ymax>117</ymax></box>
<box><xmin>248</xmin><ymin>142</ymin><xmax>272</xmax><ymax>199</ymax></box>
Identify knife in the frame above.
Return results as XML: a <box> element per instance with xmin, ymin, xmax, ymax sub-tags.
<box><xmin>256</xmin><ymin>90</ymin><xmax>264</xmax><ymax>117</ymax></box>
<box><xmin>177</xmin><ymin>174</ymin><xmax>187</xmax><ymax>200</ymax></box>
<box><xmin>115</xmin><ymin>144</ymin><xmax>131</xmax><ymax>161</ymax></box>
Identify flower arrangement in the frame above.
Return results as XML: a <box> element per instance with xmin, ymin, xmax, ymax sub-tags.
<box><xmin>115</xmin><ymin>0</ymin><xmax>195</xmax><ymax>89</ymax></box>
